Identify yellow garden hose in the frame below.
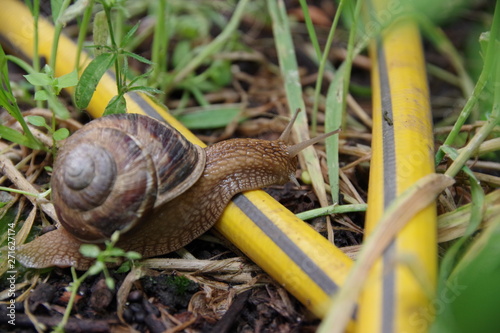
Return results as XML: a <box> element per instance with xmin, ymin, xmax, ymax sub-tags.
<box><xmin>356</xmin><ymin>2</ymin><xmax>437</xmax><ymax>332</ymax></box>
<box><xmin>0</xmin><ymin>0</ymin><xmax>353</xmax><ymax>319</ymax></box>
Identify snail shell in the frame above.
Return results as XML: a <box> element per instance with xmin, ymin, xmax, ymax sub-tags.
<box><xmin>51</xmin><ymin>114</ymin><xmax>205</xmax><ymax>242</ymax></box>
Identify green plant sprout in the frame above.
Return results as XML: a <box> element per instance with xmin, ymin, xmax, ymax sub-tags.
<box><xmin>0</xmin><ymin>44</ymin><xmax>77</xmax><ymax>153</ymax></box>
<box><xmin>53</xmin><ymin>230</ymin><xmax>141</xmax><ymax>333</ymax></box>
<box><xmin>24</xmin><ymin>65</ymin><xmax>78</xmax><ymax>104</ymax></box>
<box><xmin>6</xmin><ymin>56</ymin><xmax>73</xmax><ymax>120</ymax></box>
<box><xmin>74</xmin><ymin>1</ymin><xmax>161</xmax><ymax>115</ymax></box>
<box><xmin>26</xmin><ymin>115</ymin><xmax>70</xmax><ymax>142</ymax></box>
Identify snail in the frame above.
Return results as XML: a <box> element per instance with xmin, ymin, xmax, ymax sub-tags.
<box><xmin>16</xmin><ymin>112</ymin><xmax>339</xmax><ymax>270</ymax></box>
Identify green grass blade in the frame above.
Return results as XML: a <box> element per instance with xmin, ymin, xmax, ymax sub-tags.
<box><xmin>267</xmin><ymin>0</ymin><xmax>331</xmax><ymax>209</ymax></box>
<box><xmin>0</xmin><ymin>125</ymin><xmax>39</xmax><ymax>149</ymax></box>
<box><xmin>435</xmin><ymin>1</ymin><xmax>500</xmax><ymax>164</ymax></box>
<box><xmin>325</xmin><ymin>65</ymin><xmax>346</xmax><ymax>203</ymax></box>
<box><xmin>175</xmin><ymin>104</ymin><xmax>243</xmax><ymax>129</ymax></box>
<box><xmin>309</xmin><ymin>0</ymin><xmax>345</xmax><ymax>135</ymax></box>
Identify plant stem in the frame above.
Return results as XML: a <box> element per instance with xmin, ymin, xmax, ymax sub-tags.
<box><xmin>32</xmin><ymin>0</ymin><xmax>42</xmax><ymax>108</ymax></box>
<box><xmin>102</xmin><ymin>4</ymin><xmax>123</xmax><ymax>93</ymax></box>
<box><xmin>151</xmin><ymin>0</ymin><xmax>168</xmax><ymax>84</ymax></box>
<box><xmin>49</xmin><ymin>0</ymin><xmax>72</xmax><ymax>72</ymax></box>
<box><xmin>341</xmin><ymin>0</ymin><xmax>362</xmax><ymax>127</ymax></box>
<box><xmin>296</xmin><ymin>203</ymin><xmax>367</xmax><ymax>221</ymax></box>
<box><xmin>54</xmin><ymin>268</ymin><xmax>89</xmax><ymax>333</ymax></box>
<box><xmin>76</xmin><ymin>0</ymin><xmax>95</xmax><ymax>72</ymax></box>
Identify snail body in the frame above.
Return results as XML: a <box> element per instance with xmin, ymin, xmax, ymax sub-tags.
<box><xmin>17</xmin><ymin>113</ymin><xmax>337</xmax><ymax>269</ymax></box>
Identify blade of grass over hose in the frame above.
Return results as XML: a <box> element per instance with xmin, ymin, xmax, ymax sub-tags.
<box><xmin>318</xmin><ymin>174</ymin><xmax>454</xmax><ymax>333</ymax></box>
<box><xmin>0</xmin><ymin>0</ymin><xmax>355</xmax><ymax>319</ymax></box>
<box><xmin>267</xmin><ymin>0</ymin><xmax>332</xmax><ymax>213</ymax></box>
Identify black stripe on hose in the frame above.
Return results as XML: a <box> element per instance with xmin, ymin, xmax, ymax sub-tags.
<box><xmin>128</xmin><ymin>92</ymin><xmax>166</xmax><ymax>121</ymax></box>
<box><xmin>377</xmin><ymin>40</ymin><xmax>397</xmax><ymax>333</ymax></box>
<box><xmin>232</xmin><ymin>194</ymin><xmax>340</xmax><ymax>296</ymax></box>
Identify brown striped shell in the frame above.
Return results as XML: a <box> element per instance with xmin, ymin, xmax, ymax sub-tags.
<box><xmin>51</xmin><ymin>113</ymin><xmax>205</xmax><ymax>242</ymax></box>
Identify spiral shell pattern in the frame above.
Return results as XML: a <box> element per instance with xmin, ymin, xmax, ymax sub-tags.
<box><xmin>51</xmin><ymin>114</ymin><xmax>205</xmax><ymax>242</ymax></box>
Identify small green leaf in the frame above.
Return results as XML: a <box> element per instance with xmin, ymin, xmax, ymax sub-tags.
<box><xmin>58</xmin><ymin>0</ymin><xmax>90</xmax><ymax>25</ymax></box>
<box><xmin>105</xmin><ymin>277</ymin><xmax>115</xmax><ymax>290</ymax></box>
<box><xmin>479</xmin><ymin>31</ymin><xmax>490</xmax><ymax>60</ymax></box>
<box><xmin>176</xmin><ymin>105</ymin><xmax>243</xmax><ymax>129</ymax></box>
<box><xmin>46</xmin><ymin>93</ymin><xmax>71</xmax><ymax>119</ymax></box>
<box><xmin>34</xmin><ymin>90</ymin><xmax>49</xmax><ymax>101</ymax></box>
<box><xmin>125</xmin><ymin>251</ymin><xmax>142</xmax><ymax>260</ymax></box>
<box><xmin>0</xmin><ymin>125</ymin><xmax>38</xmax><ymax>149</ymax></box>
<box><xmin>53</xmin><ymin>128</ymin><xmax>70</xmax><ymax>141</ymax></box>
<box><xmin>26</xmin><ymin>115</ymin><xmax>47</xmax><ymax>127</ymax></box>
<box><xmin>24</xmin><ymin>73</ymin><xmax>52</xmax><ymax>86</ymax></box>
<box><xmin>177</xmin><ymin>15</ymin><xmax>206</xmax><ymax>39</ymax></box>
<box><xmin>110</xmin><ymin>230</ymin><xmax>120</xmax><ymax>243</ymax></box>
<box><xmin>128</xmin><ymin>68</ymin><xmax>154</xmax><ymax>86</ymax></box>
<box><xmin>122</xmin><ymin>51</ymin><xmax>154</xmax><ymax>65</ymax></box>
<box><xmin>79</xmin><ymin>244</ymin><xmax>101</xmax><ymax>258</ymax></box>
<box><xmin>50</xmin><ymin>0</ymin><xmax>64</xmax><ymax>22</ymax></box>
<box><xmin>57</xmin><ymin>70</ymin><xmax>79</xmax><ymax>89</ymax></box>
<box><xmin>43</xmin><ymin>64</ymin><xmax>54</xmax><ymax>77</ymax></box>
<box><xmin>103</xmin><ymin>94</ymin><xmax>127</xmax><ymax>115</ymax></box>
<box><xmin>172</xmin><ymin>41</ymin><xmax>192</xmax><ymax>69</ymax></box>
<box><xmin>106</xmin><ymin>248</ymin><xmax>126</xmax><ymax>257</ymax></box>
<box><xmin>115</xmin><ymin>261</ymin><xmax>132</xmax><ymax>273</ymax></box>
<box><xmin>207</xmin><ymin>60</ymin><xmax>232</xmax><ymax>87</ymax></box>
<box><xmin>93</xmin><ymin>11</ymin><xmax>109</xmax><ymax>57</ymax></box>
<box><xmin>127</xmin><ymin>86</ymin><xmax>163</xmax><ymax>95</ymax></box>
<box><xmin>87</xmin><ymin>260</ymin><xmax>105</xmax><ymax>275</ymax></box>
<box><xmin>75</xmin><ymin>52</ymin><xmax>116</xmax><ymax>109</ymax></box>
<box><xmin>120</xmin><ymin>21</ymin><xmax>140</xmax><ymax>48</ymax></box>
